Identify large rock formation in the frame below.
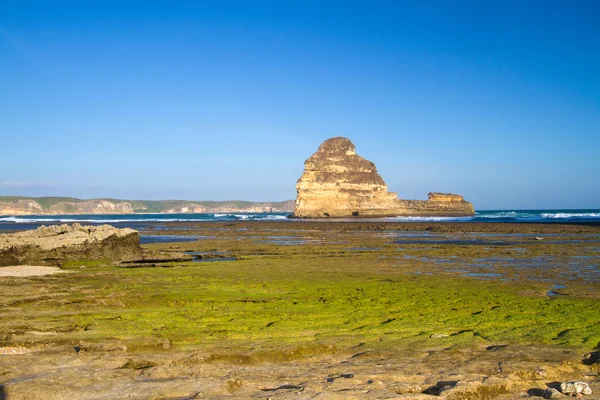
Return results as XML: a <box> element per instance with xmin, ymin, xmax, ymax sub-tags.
<box><xmin>293</xmin><ymin>137</ymin><xmax>474</xmax><ymax>218</ymax></box>
<box><xmin>0</xmin><ymin>223</ymin><xmax>144</xmax><ymax>267</ymax></box>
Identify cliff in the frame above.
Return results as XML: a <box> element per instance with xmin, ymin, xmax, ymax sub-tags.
<box><xmin>0</xmin><ymin>197</ymin><xmax>295</xmax><ymax>215</ymax></box>
<box><xmin>293</xmin><ymin>137</ymin><xmax>474</xmax><ymax>218</ymax></box>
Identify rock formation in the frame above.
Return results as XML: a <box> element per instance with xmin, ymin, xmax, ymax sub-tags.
<box><xmin>559</xmin><ymin>381</ymin><xmax>592</xmax><ymax>396</ymax></box>
<box><xmin>0</xmin><ymin>223</ymin><xmax>144</xmax><ymax>267</ymax></box>
<box><xmin>293</xmin><ymin>137</ymin><xmax>474</xmax><ymax>218</ymax></box>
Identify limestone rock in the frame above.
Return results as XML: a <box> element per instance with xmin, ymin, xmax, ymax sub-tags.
<box><xmin>427</xmin><ymin>192</ymin><xmax>466</xmax><ymax>202</ymax></box>
<box><xmin>560</xmin><ymin>381</ymin><xmax>592</xmax><ymax>396</ymax></box>
<box><xmin>0</xmin><ymin>223</ymin><xmax>143</xmax><ymax>266</ymax></box>
<box><xmin>293</xmin><ymin>137</ymin><xmax>474</xmax><ymax>218</ymax></box>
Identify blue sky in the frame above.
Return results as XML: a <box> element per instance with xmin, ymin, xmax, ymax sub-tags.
<box><xmin>1</xmin><ymin>0</ymin><xmax>598</xmax><ymax>209</ymax></box>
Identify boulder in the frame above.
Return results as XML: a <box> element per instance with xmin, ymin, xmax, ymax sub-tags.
<box><xmin>560</xmin><ymin>381</ymin><xmax>592</xmax><ymax>396</ymax></box>
<box><xmin>0</xmin><ymin>223</ymin><xmax>144</xmax><ymax>266</ymax></box>
<box><xmin>293</xmin><ymin>137</ymin><xmax>474</xmax><ymax>218</ymax></box>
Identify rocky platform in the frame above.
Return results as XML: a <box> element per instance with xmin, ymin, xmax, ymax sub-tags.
<box><xmin>0</xmin><ymin>344</ymin><xmax>597</xmax><ymax>399</ymax></box>
<box><xmin>293</xmin><ymin>137</ymin><xmax>475</xmax><ymax>218</ymax></box>
<box><xmin>0</xmin><ymin>223</ymin><xmax>145</xmax><ymax>267</ymax></box>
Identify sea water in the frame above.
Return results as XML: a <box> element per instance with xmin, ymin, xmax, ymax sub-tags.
<box><xmin>0</xmin><ymin>209</ymin><xmax>599</xmax><ymax>231</ymax></box>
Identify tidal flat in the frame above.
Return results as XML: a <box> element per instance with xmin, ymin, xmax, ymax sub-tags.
<box><xmin>1</xmin><ymin>222</ymin><xmax>599</xmax><ymax>399</ymax></box>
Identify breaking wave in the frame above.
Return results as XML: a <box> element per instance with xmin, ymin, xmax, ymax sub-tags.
<box><xmin>385</xmin><ymin>210</ymin><xmax>600</xmax><ymax>222</ymax></box>
<box><xmin>473</xmin><ymin>210</ymin><xmax>600</xmax><ymax>222</ymax></box>
<box><xmin>0</xmin><ymin>213</ymin><xmax>290</xmax><ymax>224</ymax></box>
<box><xmin>385</xmin><ymin>216</ymin><xmax>474</xmax><ymax>222</ymax></box>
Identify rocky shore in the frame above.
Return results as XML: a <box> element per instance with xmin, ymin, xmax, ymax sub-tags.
<box><xmin>0</xmin><ymin>220</ymin><xmax>598</xmax><ymax>399</ymax></box>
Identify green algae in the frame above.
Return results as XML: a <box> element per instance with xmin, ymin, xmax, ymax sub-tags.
<box><xmin>1</xmin><ymin>222</ymin><xmax>599</xmax><ymax>359</ymax></box>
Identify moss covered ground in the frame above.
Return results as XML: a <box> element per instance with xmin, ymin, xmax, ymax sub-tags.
<box><xmin>1</xmin><ymin>222</ymin><xmax>599</xmax><ymax>358</ymax></box>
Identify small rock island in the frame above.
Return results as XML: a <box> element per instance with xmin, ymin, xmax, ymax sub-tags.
<box><xmin>293</xmin><ymin>137</ymin><xmax>474</xmax><ymax>218</ymax></box>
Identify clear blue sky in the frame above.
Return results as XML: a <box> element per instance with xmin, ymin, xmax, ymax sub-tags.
<box><xmin>1</xmin><ymin>0</ymin><xmax>598</xmax><ymax>209</ymax></box>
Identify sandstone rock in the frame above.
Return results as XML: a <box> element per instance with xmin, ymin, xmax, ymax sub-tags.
<box><xmin>544</xmin><ymin>388</ymin><xmax>562</xmax><ymax>399</ymax></box>
<box><xmin>427</xmin><ymin>192</ymin><xmax>466</xmax><ymax>202</ymax></box>
<box><xmin>0</xmin><ymin>223</ymin><xmax>143</xmax><ymax>267</ymax></box>
<box><xmin>293</xmin><ymin>137</ymin><xmax>475</xmax><ymax>218</ymax></box>
<box><xmin>560</xmin><ymin>381</ymin><xmax>592</xmax><ymax>396</ymax></box>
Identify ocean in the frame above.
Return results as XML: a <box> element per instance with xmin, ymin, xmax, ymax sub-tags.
<box><xmin>0</xmin><ymin>209</ymin><xmax>599</xmax><ymax>227</ymax></box>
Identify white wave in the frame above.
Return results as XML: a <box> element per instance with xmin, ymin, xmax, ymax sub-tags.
<box><xmin>385</xmin><ymin>216</ymin><xmax>474</xmax><ymax>222</ymax></box>
<box><xmin>212</xmin><ymin>213</ymin><xmax>288</xmax><ymax>220</ymax></box>
<box><xmin>212</xmin><ymin>214</ymin><xmax>248</xmax><ymax>219</ymax></box>
<box><xmin>261</xmin><ymin>215</ymin><xmax>288</xmax><ymax>220</ymax></box>
<box><xmin>540</xmin><ymin>212</ymin><xmax>600</xmax><ymax>218</ymax></box>
<box><xmin>476</xmin><ymin>212</ymin><xmax>543</xmax><ymax>220</ymax></box>
<box><xmin>0</xmin><ymin>216</ymin><xmax>76</xmax><ymax>223</ymax></box>
<box><xmin>476</xmin><ymin>212</ymin><xmax>520</xmax><ymax>219</ymax></box>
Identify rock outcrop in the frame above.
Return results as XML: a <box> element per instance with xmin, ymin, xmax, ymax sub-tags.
<box><xmin>293</xmin><ymin>137</ymin><xmax>474</xmax><ymax>218</ymax></box>
<box><xmin>0</xmin><ymin>223</ymin><xmax>144</xmax><ymax>266</ymax></box>
<box><xmin>560</xmin><ymin>381</ymin><xmax>592</xmax><ymax>396</ymax></box>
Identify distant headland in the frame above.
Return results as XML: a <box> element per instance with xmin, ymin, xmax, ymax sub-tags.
<box><xmin>293</xmin><ymin>137</ymin><xmax>474</xmax><ymax>218</ymax></box>
<box><xmin>0</xmin><ymin>197</ymin><xmax>295</xmax><ymax>215</ymax></box>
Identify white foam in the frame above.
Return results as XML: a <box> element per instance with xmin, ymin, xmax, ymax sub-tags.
<box><xmin>385</xmin><ymin>216</ymin><xmax>474</xmax><ymax>222</ymax></box>
<box><xmin>476</xmin><ymin>211</ymin><xmax>520</xmax><ymax>219</ymax></box>
<box><xmin>541</xmin><ymin>212</ymin><xmax>600</xmax><ymax>218</ymax></box>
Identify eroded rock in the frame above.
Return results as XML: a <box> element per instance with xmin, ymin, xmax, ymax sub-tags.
<box><xmin>0</xmin><ymin>223</ymin><xmax>144</xmax><ymax>266</ymax></box>
<box><xmin>560</xmin><ymin>381</ymin><xmax>592</xmax><ymax>396</ymax></box>
<box><xmin>293</xmin><ymin>137</ymin><xmax>474</xmax><ymax>218</ymax></box>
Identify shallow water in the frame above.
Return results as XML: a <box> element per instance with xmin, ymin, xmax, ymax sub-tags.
<box><xmin>547</xmin><ymin>284</ymin><xmax>567</xmax><ymax>297</ymax></box>
<box><xmin>462</xmin><ymin>272</ymin><xmax>503</xmax><ymax>278</ymax></box>
<box><xmin>395</xmin><ymin>239</ymin><xmax>523</xmax><ymax>246</ymax></box>
<box><xmin>193</xmin><ymin>257</ymin><xmax>237</xmax><ymax>263</ymax></box>
<box><xmin>140</xmin><ymin>235</ymin><xmax>213</xmax><ymax>244</ymax></box>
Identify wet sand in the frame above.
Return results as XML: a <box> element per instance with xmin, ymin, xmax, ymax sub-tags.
<box><xmin>0</xmin><ymin>265</ymin><xmax>70</xmax><ymax>277</ymax></box>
